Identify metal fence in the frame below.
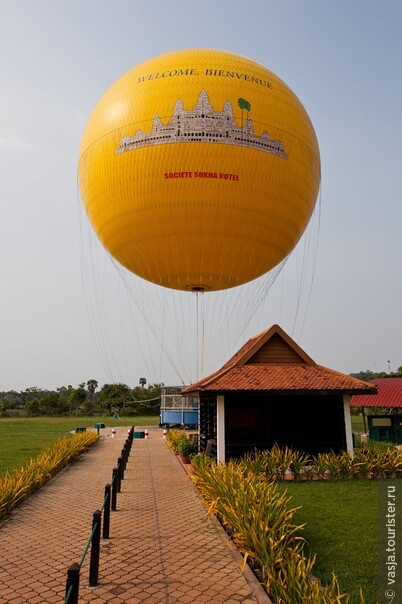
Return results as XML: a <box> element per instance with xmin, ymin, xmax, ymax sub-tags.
<box><xmin>64</xmin><ymin>426</ymin><xmax>134</xmax><ymax>604</ymax></box>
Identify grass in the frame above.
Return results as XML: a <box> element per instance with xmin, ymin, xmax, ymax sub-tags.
<box><xmin>277</xmin><ymin>480</ymin><xmax>378</xmax><ymax>603</ymax></box>
<box><xmin>0</xmin><ymin>415</ymin><xmax>159</xmax><ymax>476</ymax></box>
<box><xmin>350</xmin><ymin>414</ymin><xmax>366</xmax><ymax>433</ymax></box>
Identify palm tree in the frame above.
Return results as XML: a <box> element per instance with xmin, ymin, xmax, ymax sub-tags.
<box><xmin>86</xmin><ymin>379</ymin><xmax>98</xmax><ymax>401</ymax></box>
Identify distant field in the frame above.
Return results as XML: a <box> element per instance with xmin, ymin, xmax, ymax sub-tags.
<box><xmin>0</xmin><ymin>415</ymin><xmax>159</xmax><ymax>475</ymax></box>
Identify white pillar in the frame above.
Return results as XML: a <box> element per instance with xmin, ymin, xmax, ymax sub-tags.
<box><xmin>216</xmin><ymin>395</ymin><xmax>225</xmax><ymax>463</ymax></box>
<box><xmin>343</xmin><ymin>395</ymin><xmax>354</xmax><ymax>455</ymax></box>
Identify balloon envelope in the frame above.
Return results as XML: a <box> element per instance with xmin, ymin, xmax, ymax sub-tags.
<box><xmin>78</xmin><ymin>49</ymin><xmax>320</xmax><ymax>292</ymax></box>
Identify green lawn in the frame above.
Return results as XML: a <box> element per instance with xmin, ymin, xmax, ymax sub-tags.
<box><xmin>0</xmin><ymin>415</ymin><xmax>159</xmax><ymax>476</ymax></box>
<box><xmin>350</xmin><ymin>413</ymin><xmax>366</xmax><ymax>433</ymax></box>
<box><xmin>277</xmin><ymin>480</ymin><xmax>378</xmax><ymax>603</ymax></box>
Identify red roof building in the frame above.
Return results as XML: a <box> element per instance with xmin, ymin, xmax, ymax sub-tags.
<box><xmin>350</xmin><ymin>378</ymin><xmax>402</xmax><ymax>443</ymax></box>
<box><xmin>350</xmin><ymin>378</ymin><xmax>402</xmax><ymax>408</ymax></box>
<box><xmin>183</xmin><ymin>325</ymin><xmax>376</xmax><ymax>461</ymax></box>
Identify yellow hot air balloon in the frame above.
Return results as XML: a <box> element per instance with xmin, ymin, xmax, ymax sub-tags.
<box><xmin>78</xmin><ymin>48</ymin><xmax>320</xmax><ymax>292</ymax></box>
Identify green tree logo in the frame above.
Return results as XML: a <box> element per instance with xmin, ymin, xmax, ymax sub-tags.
<box><xmin>238</xmin><ymin>98</ymin><xmax>251</xmax><ymax>143</ymax></box>
<box><xmin>238</xmin><ymin>98</ymin><xmax>251</xmax><ymax>112</ymax></box>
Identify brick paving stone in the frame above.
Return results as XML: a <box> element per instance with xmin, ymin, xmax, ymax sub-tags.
<box><xmin>0</xmin><ymin>427</ymin><xmax>271</xmax><ymax>603</ymax></box>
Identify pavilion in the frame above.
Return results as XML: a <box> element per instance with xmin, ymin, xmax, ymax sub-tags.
<box><xmin>182</xmin><ymin>324</ymin><xmax>376</xmax><ymax>462</ymax></box>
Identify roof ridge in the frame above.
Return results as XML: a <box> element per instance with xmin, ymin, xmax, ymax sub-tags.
<box><xmin>182</xmin><ymin>326</ymin><xmax>377</xmax><ymax>395</ymax></box>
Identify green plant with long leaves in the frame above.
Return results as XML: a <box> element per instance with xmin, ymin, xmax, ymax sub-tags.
<box><xmin>0</xmin><ymin>431</ymin><xmax>99</xmax><ymax>520</ymax></box>
<box><xmin>244</xmin><ymin>443</ymin><xmax>402</xmax><ymax>481</ymax></box>
<box><xmin>165</xmin><ymin>429</ymin><xmax>188</xmax><ymax>454</ymax></box>
<box><xmin>191</xmin><ymin>457</ymin><xmax>367</xmax><ymax>603</ymax></box>
<box><xmin>244</xmin><ymin>446</ymin><xmax>311</xmax><ymax>481</ymax></box>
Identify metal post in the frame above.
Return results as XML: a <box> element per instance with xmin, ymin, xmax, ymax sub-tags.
<box><xmin>89</xmin><ymin>510</ymin><xmax>101</xmax><ymax>586</ymax></box>
<box><xmin>118</xmin><ymin>455</ymin><xmax>124</xmax><ymax>485</ymax></box>
<box><xmin>117</xmin><ymin>458</ymin><xmax>122</xmax><ymax>492</ymax></box>
<box><xmin>111</xmin><ymin>468</ymin><xmax>118</xmax><ymax>511</ymax></box>
<box><xmin>103</xmin><ymin>484</ymin><xmax>111</xmax><ymax>539</ymax></box>
<box><xmin>122</xmin><ymin>447</ymin><xmax>127</xmax><ymax>471</ymax></box>
<box><xmin>65</xmin><ymin>562</ymin><xmax>80</xmax><ymax>604</ymax></box>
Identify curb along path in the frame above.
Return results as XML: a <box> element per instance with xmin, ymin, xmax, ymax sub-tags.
<box><xmin>0</xmin><ymin>427</ymin><xmax>270</xmax><ymax>603</ymax></box>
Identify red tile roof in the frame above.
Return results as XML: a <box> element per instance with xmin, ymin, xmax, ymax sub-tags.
<box><xmin>183</xmin><ymin>325</ymin><xmax>377</xmax><ymax>395</ymax></box>
<box><xmin>184</xmin><ymin>363</ymin><xmax>376</xmax><ymax>393</ymax></box>
<box><xmin>350</xmin><ymin>377</ymin><xmax>402</xmax><ymax>407</ymax></box>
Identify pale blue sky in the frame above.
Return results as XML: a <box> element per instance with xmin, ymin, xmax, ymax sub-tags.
<box><xmin>1</xmin><ymin>1</ymin><xmax>401</xmax><ymax>390</ymax></box>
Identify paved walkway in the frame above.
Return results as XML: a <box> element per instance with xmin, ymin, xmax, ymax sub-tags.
<box><xmin>0</xmin><ymin>427</ymin><xmax>270</xmax><ymax>603</ymax></box>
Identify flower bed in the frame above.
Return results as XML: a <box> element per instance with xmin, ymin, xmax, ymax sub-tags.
<box><xmin>191</xmin><ymin>456</ymin><xmax>357</xmax><ymax>603</ymax></box>
<box><xmin>0</xmin><ymin>431</ymin><xmax>99</xmax><ymax>520</ymax></box>
<box><xmin>242</xmin><ymin>442</ymin><xmax>401</xmax><ymax>481</ymax></box>
<box><xmin>165</xmin><ymin>428</ymin><xmax>197</xmax><ymax>457</ymax></box>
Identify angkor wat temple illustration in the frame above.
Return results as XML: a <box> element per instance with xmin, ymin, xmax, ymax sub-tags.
<box><xmin>116</xmin><ymin>89</ymin><xmax>287</xmax><ymax>158</ymax></box>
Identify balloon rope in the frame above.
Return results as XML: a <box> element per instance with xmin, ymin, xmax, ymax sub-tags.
<box><xmin>196</xmin><ymin>292</ymin><xmax>199</xmax><ymax>381</ymax></box>
<box><xmin>299</xmin><ymin>186</ymin><xmax>322</xmax><ymax>338</ymax></box>
<box><xmin>201</xmin><ymin>293</ymin><xmax>205</xmax><ymax>378</ymax></box>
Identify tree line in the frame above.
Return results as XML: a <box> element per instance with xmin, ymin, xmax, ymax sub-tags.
<box><xmin>1</xmin><ymin>365</ymin><xmax>401</xmax><ymax>418</ymax></box>
<box><xmin>349</xmin><ymin>366</ymin><xmax>402</xmax><ymax>381</ymax></box>
<box><xmin>0</xmin><ymin>380</ymin><xmax>162</xmax><ymax>417</ymax></box>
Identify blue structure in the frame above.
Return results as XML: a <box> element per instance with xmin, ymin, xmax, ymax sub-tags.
<box><xmin>160</xmin><ymin>386</ymin><xmax>199</xmax><ymax>428</ymax></box>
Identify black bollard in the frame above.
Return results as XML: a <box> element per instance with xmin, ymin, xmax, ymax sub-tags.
<box><xmin>126</xmin><ymin>438</ymin><xmax>132</xmax><ymax>456</ymax></box>
<box><xmin>116</xmin><ymin>458</ymin><xmax>122</xmax><ymax>493</ymax></box>
<box><xmin>121</xmin><ymin>447</ymin><xmax>127</xmax><ymax>471</ymax></box>
<box><xmin>118</xmin><ymin>455</ymin><xmax>124</xmax><ymax>484</ymax></box>
<box><xmin>89</xmin><ymin>509</ymin><xmax>101</xmax><ymax>586</ymax></box>
<box><xmin>65</xmin><ymin>562</ymin><xmax>80</xmax><ymax>604</ymax></box>
<box><xmin>103</xmin><ymin>484</ymin><xmax>111</xmax><ymax>539</ymax></box>
<box><xmin>111</xmin><ymin>468</ymin><xmax>118</xmax><ymax>511</ymax></box>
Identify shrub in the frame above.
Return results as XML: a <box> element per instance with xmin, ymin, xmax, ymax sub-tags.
<box><xmin>165</xmin><ymin>429</ymin><xmax>196</xmax><ymax>456</ymax></box>
<box><xmin>191</xmin><ymin>453</ymin><xmax>213</xmax><ymax>469</ymax></box>
<box><xmin>242</xmin><ymin>443</ymin><xmax>402</xmax><ymax>481</ymax></box>
<box><xmin>247</xmin><ymin>445</ymin><xmax>312</xmax><ymax>480</ymax></box>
